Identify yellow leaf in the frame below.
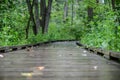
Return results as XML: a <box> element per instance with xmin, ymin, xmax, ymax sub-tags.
<box><xmin>21</xmin><ymin>73</ymin><xmax>33</xmax><ymax>77</ymax></box>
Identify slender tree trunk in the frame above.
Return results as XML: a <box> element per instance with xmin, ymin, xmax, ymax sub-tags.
<box><xmin>63</xmin><ymin>0</ymin><xmax>68</xmax><ymax>22</ymax></box>
<box><xmin>111</xmin><ymin>0</ymin><xmax>115</xmax><ymax>9</ymax></box>
<box><xmin>71</xmin><ymin>0</ymin><xmax>74</xmax><ymax>25</ymax></box>
<box><xmin>44</xmin><ymin>0</ymin><xmax>53</xmax><ymax>33</ymax></box>
<box><xmin>40</xmin><ymin>0</ymin><xmax>46</xmax><ymax>33</ymax></box>
<box><xmin>26</xmin><ymin>0</ymin><xmax>38</xmax><ymax>38</ymax></box>
<box><xmin>87</xmin><ymin>7</ymin><xmax>93</xmax><ymax>21</ymax></box>
<box><xmin>34</xmin><ymin>0</ymin><xmax>40</xmax><ymax>33</ymax></box>
<box><xmin>40</xmin><ymin>0</ymin><xmax>52</xmax><ymax>34</ymax></box>
<box><xmin>26</xmin><ymin>17</ymin><xmax>31</xmax><ymax>39</ymax></box>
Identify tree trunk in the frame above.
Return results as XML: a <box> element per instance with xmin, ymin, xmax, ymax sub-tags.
<box><xmin>40</xmin><ymin>0</ymin><xmax>46</xmax><ymax>33</ymax></box>
<box><xmin>71</xmin><ymin>0</ymin><xmax>74</xmax><ymax>25</ymax></box>
<box><xmin>26</xmin><ymin>0</ymin><xmax>52</xmax><ymax>37</ymax></box>
<box><xmin>44</xmin><ymin>0</ymin><xmax>53</xmax><ymax>33</ymax></box>
<box><xmin>40</xmin><ymin>0</ymin><xmax>52</xmax><ymax>34</ymax></box>
<box><xmin>26</xmin><ymin>17</ymin><xmax>31</xmax><ymax>39</ymax></box>
<box><xmin>87</xmin><ymin>7</ymin><xmax>93</xmax><ymax>21</ymax></box>
<box><xmin>34</xmin><ymin>0</ymin><xmax>40</xmax><ymax>33</ymax></box>
<box><xmin>63</xmin><ymin>0</ymin><xmax>68</xmax><ymax>22</ymax></box>
<box><xmin>111</xmin><ymin>0</ymin><xmax>115</xmax><ymax>9</ymax></box>
<box><xmin>26</xmin><ymin>0</ymin><xmax>38</xmax><ymax>38</ymax></box>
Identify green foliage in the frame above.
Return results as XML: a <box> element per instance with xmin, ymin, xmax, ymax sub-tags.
<box><xmin>26</xmin><ymin>22</ymin><xmax>74</xmax><ymax>44</ymax></box>
<box><xmin>80</xmin><ymin>2</ymin><xmax>120</xmax><ymax>51</ymax></box>
<box><xmin>0</xmin><ymin>0</ymin><xmax>28</xmax><ymax>46</ymax></box>
<box><xmin>0</xmin><ymin>0</ymin><xmax>76</xmax><ymax>46</ymax></box>
<box><xmin>0</xmin><ymin>0</ymin><xmax>120</xmax><ymax>53</ymax></box>
<box><xmin>84</xmin><ymin>0</ymin><xmax>96</xmax><ymax>8</ymax></box>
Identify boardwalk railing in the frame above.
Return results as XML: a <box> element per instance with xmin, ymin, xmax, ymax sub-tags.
<box><xmin>1</xmin><ymin>40</ymin><xmax>119</xmax><ymax>62</ymax></box>
<box><xmin>76</xmin><ymin>42</ymin><xmax>120</xmax><ymax>61</ymax></box>
<box><xmin>0</xmin><ymin>40</ymin><xmax>76</xmax><ymax>53</ymax></box>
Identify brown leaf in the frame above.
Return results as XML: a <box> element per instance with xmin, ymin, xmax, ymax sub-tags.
<box><xmin>37</xmin><ymin>66</ymin><xmax>45</xmax><ymax>70</ymax></box>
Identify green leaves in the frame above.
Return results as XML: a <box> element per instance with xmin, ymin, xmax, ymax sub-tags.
<box><xmin>0</xmin><ymin>0</ymin><xmax>120</xmax><ymax>53</ymax></box>
<box><xmin>79</xmin><ymin>1</ymin><xmax>120</xmax><ymax>51</ymax></box>
<box><xmin>0</xmin><ymin>0</ymin><xmax>28</xmax><ymax>46</ymax></box>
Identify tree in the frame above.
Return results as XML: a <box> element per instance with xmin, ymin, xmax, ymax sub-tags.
<box><xmin>63</xmin><ymin>0</ymin><xmax>68</xmax><ymax>22</ymax></box>
<box><xmin>26</xmin><ymin>0</ymin><xmax>53</xmax><ymax>38</ymax></box>
<box><xmin>87</xmin><ymin>0</ymin><xmax>94</xmax><ymax>21</ymax></box>
<box><xmin>111</xmin><ymin>0</ymin><xmax>115</xmax><ymax>9</ymax></box>
<box><xmin>34</xmin><ymin>0</ymin><xmax>40</xmax><ymax>33</ymax></box>
<box><xmin>40</xmin><ymin>0</ymin><xmax>53</xmax><ymax>34</ymax></box>
<box><xmin>71</xmin><ymin>0</ymin><xmax>74</xmax><ymax>25</ymax></box>
<box><xmin>26</xmin><ymin>0</ymin><xmax>38</xmax><ymax>38</ymax></box>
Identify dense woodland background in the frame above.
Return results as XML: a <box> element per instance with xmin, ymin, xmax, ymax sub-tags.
<box><xmin>0</xmin><ymin>0</ymin><xmax>120</xmax><ymax>51</ymax></box>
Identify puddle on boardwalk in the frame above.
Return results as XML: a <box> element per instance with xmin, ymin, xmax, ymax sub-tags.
<box><xmin>0</xmin><ymin>41</ymin><xmax>120</xmax><ymax>80</ymax></box>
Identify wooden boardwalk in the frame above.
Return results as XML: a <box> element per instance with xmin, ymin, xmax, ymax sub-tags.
<box><xmin>0</xmin><ymin>41</ymin><xmax>120</xmax><ymax>80</ymax></box>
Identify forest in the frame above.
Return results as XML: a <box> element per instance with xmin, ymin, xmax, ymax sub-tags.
<box><xmin>0</xmin><ymin>0</ymin><xmax>120</xmax><ymax>52</ymax></box>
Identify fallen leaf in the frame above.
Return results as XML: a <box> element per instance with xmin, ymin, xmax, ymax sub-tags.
<box><xmin>21</xmin><ymin>73</ymin><xmax>33</xmax><ymax>77</ymax></box>
<box><xmin>37</xmin><ymin>66</ymin><xmax>45</xmax><ymax>70</ymax></box>
<box><xmin>0</xmin><ymin>54</ymin><xmax>4</xmax><ymax>58</ymax></box>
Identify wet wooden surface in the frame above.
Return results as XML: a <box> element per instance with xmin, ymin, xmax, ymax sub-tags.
<box><xmin>0</xmin><ymin>41</ymin><xmax>120</xmax><ymax>80</ymax></box>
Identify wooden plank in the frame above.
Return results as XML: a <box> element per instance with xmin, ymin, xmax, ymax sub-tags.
<box><xmin>0</xmin><ymin>42</ymin><xmax>120</xmax><ymax>80</ymax></box>
<box><xmin>110</xmin><ymin>51</ymin><xmax>120</xmax><ymax>59</ymax></box>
